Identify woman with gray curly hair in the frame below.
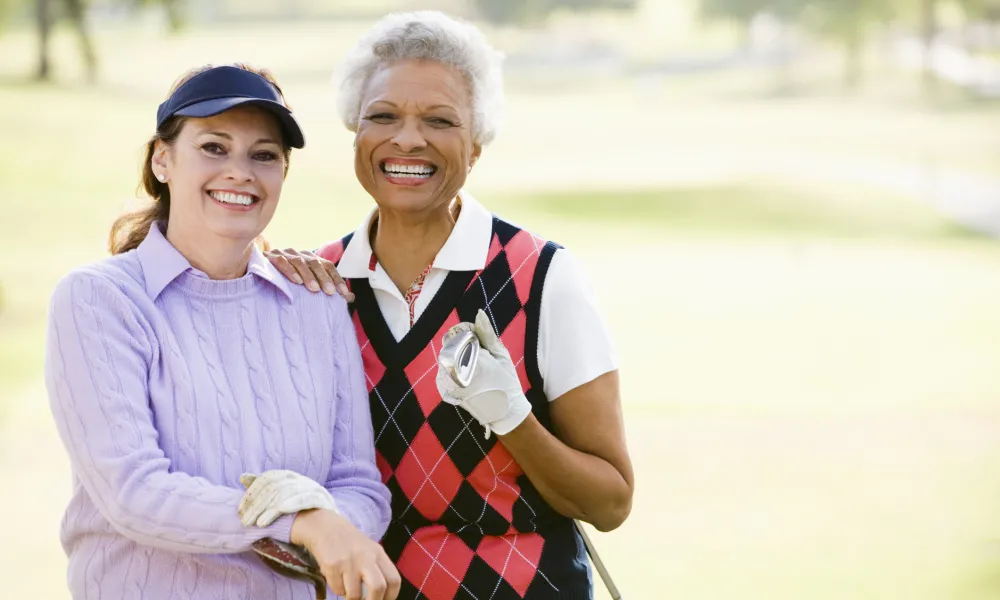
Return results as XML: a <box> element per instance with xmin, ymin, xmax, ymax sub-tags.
<box><xmin>255</xmin><ymin>11</ymin><xmax>634</xmax><ymax>599</ymax></box>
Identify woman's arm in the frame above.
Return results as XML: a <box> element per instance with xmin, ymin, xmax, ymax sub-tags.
<box><xmin>501</xmin><ymin>249</ymin><xmax>633</xmax><ymax>530</ymax></box>
<box><xmin>323</xmin><ymin>299</ymin><xmax>392</xmax><ymax>541</ymax></box>
<box><xmin>45</xmin><ymin>271</ymin><xmax>293</xmax><ymax>553</ymax></box>
<box><xmin>436</xmin><ymin>250</ymin><xmax>634</xmax><ymax>531</ymax></box>
<box><xmin>498</xmin><ymin>371</ymin><xmax>633</xmax><ymax>531</ymax></box>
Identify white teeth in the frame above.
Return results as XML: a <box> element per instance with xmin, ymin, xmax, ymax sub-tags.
<box><xmin>386</xmin><ymin>172</ymin><xmax>432</xmax><ymax>179</ymax></box>
<box><xmin>383</xmin><ymin>162</ymin><xmax>434</xmax><ymax>175</ymax></box>
<box><xmin>210</xmin><ymin>191</ymin><xmax>255</xmax><ymax>206</ymax></box>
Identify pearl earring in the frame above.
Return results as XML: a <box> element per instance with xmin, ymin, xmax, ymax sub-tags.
<box><xmin>156</xmin><ymin>173</ymin><xmax>166</xmax><ymax>182</ymax></box>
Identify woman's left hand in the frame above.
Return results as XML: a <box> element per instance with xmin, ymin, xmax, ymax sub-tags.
<box><xmin>265</xmin><ymin>248</ymin><xmax>355</xmax><ymax>302</ymax></box>
<box><xmin>435</xmin><ymin>310</ymin><xmax>532</xmax><ymax>438</ymax></box>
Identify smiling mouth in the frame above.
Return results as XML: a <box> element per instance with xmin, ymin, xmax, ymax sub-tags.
<box><xmin>208</xmin><ymin>190</ymin><xmax>259</xmax><ymax>206</ymax></box>
<box><xmin>379</xmin><ymin>161</ymin><xmax>438</xmax><ymax>180</ymax></box>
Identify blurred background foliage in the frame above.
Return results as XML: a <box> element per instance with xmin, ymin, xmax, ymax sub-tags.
<box><xmin>2</xmin><ymin>0</ymin><xmax>1000</xmax><ymax>599</ymax></box>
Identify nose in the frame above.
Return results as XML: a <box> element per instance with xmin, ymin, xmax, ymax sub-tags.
<box><xmin>391</xmin><ymin>117</ymin><xmax>426</xmax><ymax>153</ymax></box>
<box><xmin>224</xmin><ymin>154</ymin><xmax>256</xmax><ymax>183</ymax></box>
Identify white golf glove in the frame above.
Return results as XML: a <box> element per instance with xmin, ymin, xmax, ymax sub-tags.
<box><xmin>238</xmin><ymin>470</ymin><xmax>338</xmax><ymax>528</ymax></box>
<box><xmin>435</xmin><ymin>309</ymin><xmax>532</xmax><ymax>438</ymax></box>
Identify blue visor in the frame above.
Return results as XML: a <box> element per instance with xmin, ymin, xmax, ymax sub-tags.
<box><xmin>156</xmin><ymin>66</ymin><xmax>305</xmax><ymax>148</ymax></box>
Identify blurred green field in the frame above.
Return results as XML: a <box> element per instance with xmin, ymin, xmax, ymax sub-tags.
<box><xmin>3</xmin><ymin>16</ymin><xmax>1000</xmax><ymax>600</ymax></box>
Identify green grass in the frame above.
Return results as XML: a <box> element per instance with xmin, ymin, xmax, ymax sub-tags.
<box><xmin>4</xmin><ymin>16</ymin><xmax>1000</xmax><ymax>600</ymax></box>
<box><xmin>503</xmin><ymin>183</ymin><xmax>983</xmax><ymax>240</ymax></box>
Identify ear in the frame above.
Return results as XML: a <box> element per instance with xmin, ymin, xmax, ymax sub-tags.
<box><xmin>151</xmin><ymin>139</ymin><xmax>171</xmax><ymax>178</ymax></box>
<box><xmin>469</xmin><ymin>143</ymin><xmax>482</xmax><ymax>172</ymax></box>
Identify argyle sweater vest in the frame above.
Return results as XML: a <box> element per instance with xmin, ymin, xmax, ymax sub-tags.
<box><xmin>318</xmin><ymin>218</ymin><xmax>592</xmax><ymax>600</ymax></box>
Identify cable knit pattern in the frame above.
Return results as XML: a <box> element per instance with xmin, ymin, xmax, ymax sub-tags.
<box><xmin>44</xmin><ymin>223</ymin><xmax>391</xmax><ymax>600</ymax></box>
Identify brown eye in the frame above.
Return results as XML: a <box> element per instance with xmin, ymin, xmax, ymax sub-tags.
<box><xmin>201</xmin><ymin>142</ymin><xmax>226</xmax><ymax>155</ymax></box>
<box><xmin>365</xmin><ymin>113</ymin><xmax>396</xmax><ymax>124</ymax></box>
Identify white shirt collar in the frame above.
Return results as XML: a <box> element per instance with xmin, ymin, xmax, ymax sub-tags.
<box><xmin>338</xmin><ymin>191</ymin><xmax>494</xmax><ymax>278</ymax></box>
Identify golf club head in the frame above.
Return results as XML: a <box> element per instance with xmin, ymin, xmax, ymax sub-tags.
<box><xmin>251</xmin><ymin>538</ymin><xmax>327</xmax><ymax>599</ymax></box>
<box><xmin>440</xmin><ymin>324</ymin><xmax>480</xmax><ymax>388</ymax></box>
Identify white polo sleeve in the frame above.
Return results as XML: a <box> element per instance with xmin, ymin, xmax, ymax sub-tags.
<box><xmin>537</xmin><ymin>248</ymin><xmax>619</xmax><ymax>401</ymax></box>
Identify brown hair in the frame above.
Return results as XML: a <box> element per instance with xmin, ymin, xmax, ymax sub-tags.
<box><xmin>108</xmin><ymin>63</ymin><xmax>293</xmax><ymax>255</ymax></box>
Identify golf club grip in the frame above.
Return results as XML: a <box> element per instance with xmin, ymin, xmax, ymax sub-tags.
<box><xmin>574</xmin><ymin>520</ymin><xmax>622</xmax><ymax>600</ymax></box>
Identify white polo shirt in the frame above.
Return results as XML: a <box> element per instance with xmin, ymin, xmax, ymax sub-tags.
<box><xmin>336</xmin><ymin>192</ymin><xmax>618</xmax><ymax>401</ymax></box>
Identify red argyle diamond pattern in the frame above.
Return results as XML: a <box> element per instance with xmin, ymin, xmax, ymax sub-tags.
<box><xmin>396</xmin><ymin>424</ymin><xmax>464</xmax><ymax>521</ymax></box>
<box><xmin>321</xmin><ymin>220</ymin><xmax>583</xmax><ymax>598</ymax></box>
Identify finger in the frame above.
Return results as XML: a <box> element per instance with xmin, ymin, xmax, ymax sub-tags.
<box><xmin>361</xmin><ymin>567</ymin><xmax>387</xmax><ymax>600</ymax></box>
<box><xmin>323</xmin><ymin>566</ymin><xmax>347</xmax><ymax>598</ymax></box>
<box><xmin>378</xmin><ymin>554</ymin><xmax>401</xmax><ymax>600</ymax></box>
<box><xmin>473</xmin><ymin>310</ymin><xmax>501</xmax><ymax>351</ymax></box>
<box><xmin>239</xmin><ymin>473</ymin><xmax>257</xmax><ymax>490</ymax></box>
<box><xmin>474</xmin><ymin>310</ymin><xmax>510</xmax><ymax>358</ymax></box>
<box><xmin>320</xmin><ymin>261</ymin><xmax>354</xmax><ymax>301</ymax></box>
<box><xmin>342</xmin><ymin>569</ymin><xmax>364</xmax><ymax>600</ymax></box>
<box><xmin>302</xmin><ymin>255</ymin><xmax>338</xmax><ymax>296</ymax></box>
<box><xmin>267</xmin><ymin>253</ymin><xmax>304</xmax><ymax>285</ymax></box>
<box><xmin>286</xmin><ymin>256</ymin><xmax>323</xmax><ymax>292</ymax></box>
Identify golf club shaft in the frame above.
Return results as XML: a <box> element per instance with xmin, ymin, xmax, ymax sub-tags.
<box><xmin>574</xmin><ymin>520</ymin><xmax>622</xmax><ymax>600</ymax></box>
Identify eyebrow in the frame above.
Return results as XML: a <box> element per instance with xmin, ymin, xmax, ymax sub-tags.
<box><xmin>201</xmin><ymin>131</ymin><xmax>280</xmax><ymax>145</ymax></box>
<box><xmin>369</xmin><ymin>101</ymin><xmax>458</xmax><ymax>112</ymax></box>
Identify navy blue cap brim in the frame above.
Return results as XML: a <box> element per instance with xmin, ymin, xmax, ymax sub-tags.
<box><xmin>174</xmin><ymin>97</ymin><xmax>305</xmax><ymax>149</ymax></box>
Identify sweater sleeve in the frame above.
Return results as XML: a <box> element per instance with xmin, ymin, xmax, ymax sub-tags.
<box><xmin>44</xmin><ymin>271</ymin><xmax>294</xmax><ymax>554</ymax></box>
<box><xmin>323</xmin><ymin>300</ymin><xmax>392</xmax><ymax>541</ymax></box>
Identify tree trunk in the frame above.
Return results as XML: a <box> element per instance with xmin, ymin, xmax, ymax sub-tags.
<box><xmin>843</xmin><ymin>25</ymin><xmax>863</xmax><ymax>90</ymax></box>
<box><xmin>921</xmin><ymin>0</ymin><xmax>938</xmax><ymax>94</ymax></box>
<box><xmin>36</xmin><ymin>0</ymin><xmax>52</xmax><ymax>80</ymax></box>
<box><xmin>64</xmin><ymin>0</ymin><xmax>97</xmax><ymax>83</ymax></box>
<box><xmin>163</xmin><ymin>0</ymin><xmax>185</xmax><ymax>32</ymax></box>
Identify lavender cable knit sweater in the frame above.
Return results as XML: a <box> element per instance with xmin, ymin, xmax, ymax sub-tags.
<box><xmin>44</xmin><ymin>223</ymin><xmax>391</xmax><ymax>599</ymax></box>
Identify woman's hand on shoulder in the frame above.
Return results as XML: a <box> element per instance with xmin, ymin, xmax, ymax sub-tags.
<box><xmin>266</xmin><ymin>248</ymin><xmax>355</xmax><ymax>302</ymax></box>
<box><xmin>291</xmin><ymin>509</ymin><xmax>400</xmax><ymax>600</ymax></box>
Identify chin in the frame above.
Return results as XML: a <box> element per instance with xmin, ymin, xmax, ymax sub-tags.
<box><xmin>206</xmin><ymin>217</ymin><xmax>267</xmax><ymax>244</ymax></box>
<box><xmin>377</xmin><ymin>187</ymin><xmax>444</xmax><ymax>213</ymax></box>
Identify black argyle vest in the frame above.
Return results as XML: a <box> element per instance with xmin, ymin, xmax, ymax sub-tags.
<box><xmin>318</xmin><ymin>217</ymin><xmax>592</xmax><ymax>599</ymax></box>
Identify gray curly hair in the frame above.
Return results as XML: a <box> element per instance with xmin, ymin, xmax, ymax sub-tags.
<box><xmin>335</xmin><ymin>11</ymin><xmax>505</xmax><ymax>146</ymax></box>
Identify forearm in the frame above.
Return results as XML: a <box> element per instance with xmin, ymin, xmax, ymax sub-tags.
<box><xmin>52</xmin><ymin>402</ymin><xmax>294</xmax><ymax>553</ymax></box>
<box><xmin>327</xmin><ymin>301</ymin><xmax>393</xmax><ymax>541</ymax></box>
<box><xmin>499</xmin><ymin>413</ymin><xmax>632</xmax><ymax>531</ymax></box>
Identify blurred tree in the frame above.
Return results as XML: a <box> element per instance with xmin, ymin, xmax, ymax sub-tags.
<box><xmin>34</xmin><ymin>0</ymin><xmax>184</xmax><ymax>82</ymax></box>
<box><xmin>919</xmin><ymin>0</ymin><xmax>938</xmax><ymax>92</ymax></box>
<box><xmin>132</xmin><ymin>0</ymin><xmax>185</xmax><ymax>31</ymax></box>
<box><xmin>958</xmin><ymin>0</ymin><xmax>1000</xmax><ymax>20</ymax></box>
<box><xmin>0</xmin><ymin>0</ymin><xmax>16</xmax><ymax>30</ymax></box>
<box><xmin>36</xmin><ymin>0</ymin><xmax>96</xmax><ymax>81</ymax></box>
<box><xmin>699</xmin><ymin>0</ymin><xmax>803</xmax><ymax>92</ymax></box>
<box><xmin>471</xmin><ymin>0</ymin><xmax>638</xmax><ymax>25</ymax></box>
<box><xmin>797</xmin><ymin>0</ymin><xmax>895</xmax><ymax>89</ymax></box>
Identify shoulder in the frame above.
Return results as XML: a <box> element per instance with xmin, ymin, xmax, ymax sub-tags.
<box><xmin>316</xmin><ymin>233</ymin><xmax>355</xmax><ymax>264</ymax></box>
<box><xmin>539</xmin><ymin>247</ymin><xmax>596</xmax><ymax>307</ymax></box>
<box><xmin>281</xmin><ymin>283</ymin><xmax>353</xmax><ymax>329</ymax></box>
<box><xmin>51</xmin><ymin>253</ymin><xmax>145</xmax><ymax>311</ymax></box>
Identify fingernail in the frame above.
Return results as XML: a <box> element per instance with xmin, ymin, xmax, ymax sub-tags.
<box><xmin>292</xmin><ymin>273</ymin><xmax>303</xmax><ymax>284</ymax></box>
<box><xmin>345</xmin><ymin>292</ymin><xmax>356</xmax><ymax>303</ymax></box>
<box><xmin>306</xmin><ymin>281</ymin><xmax>320</xmax><ymax>292</ymax></box>
<box><xmin>323</xmin><ymin>283</ymin><xmax>336</xmax><ymax>295</ymax></box>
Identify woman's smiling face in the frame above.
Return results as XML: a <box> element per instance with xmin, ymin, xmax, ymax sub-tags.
<box><xmin>353</xmin><ymin>59</ymin><xmax>482</xmax><ymax>216</ymax></box>
<box><xmin>155</xmin><ymin>105</ymin><xmax>287</xmax><ymax>244</ymax></box>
